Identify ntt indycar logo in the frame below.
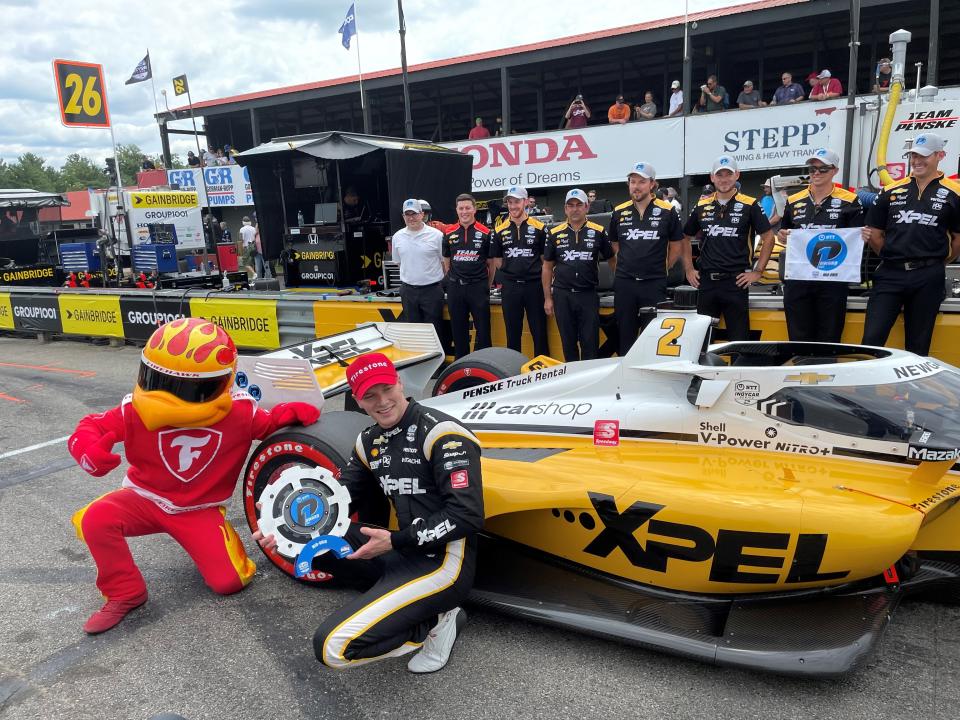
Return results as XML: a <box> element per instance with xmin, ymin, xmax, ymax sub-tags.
<box><xmin>462</xmin><ymin>400</ymin><xmax>592</xmax><ymax>421</ymax></box>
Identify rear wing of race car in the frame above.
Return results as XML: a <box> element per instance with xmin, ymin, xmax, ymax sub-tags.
<box><xmin>236</xmin><ymin>322</ymin><xmax>444</xmax><ymax>410</ymax></box>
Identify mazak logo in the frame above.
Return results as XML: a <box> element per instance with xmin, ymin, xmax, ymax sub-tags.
<box><xmin>896</xmin><ymin>210</ymin><xmax>938</xmax><ymax>226</ymax></box>
<box><xmin>805</xmin><ymin>232</ymin><xmax>847</xmax><ymax>271</ymax></box>
<box><xmin>460</xmin><ymin>134</ymin><xmax>598</xmax><ymax>170</ymax></box>
<box><xmin>158</xmin><ymin>429</ymin><xmax>223</xmax><ymax>482</ymax></box>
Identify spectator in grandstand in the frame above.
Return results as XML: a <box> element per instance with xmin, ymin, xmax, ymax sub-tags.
<box><xmin>494</xmin><ymin>116</ymin><xmax>504</xmax><ymax>136</ymax></box>
<box><xmin>223</xmin><ymin>144</ymin><xmax>238</xmax><ymax>163</ymax></box>
<box><xmin>810</xmin><ymin>70</ymin><xmax>843</xmax><ymax>100</ymax></box>
<box><xmin>141</xmin><ymin>156</ymin><xmax>156</xmax><ymax>170</ymax></box>
<box><xmin>587</xmin><ymin>190</ymin><xmax>613</xmax><ymax>214</ymax></box>
<box><xmin>468</xmin><ymin>117</ymin><xmax>491</xmax><ymax>140</ymax></box>
<box><xmin>608</xmin><ymin>95</ymin><xmax>631</xmax><ymax>124</ymax></box>
<box><xmin>202</xmin><ymin>147</ymin><xmax>217</xmax><ymax>166</ymax></box>
<box><xmin>635</xmin><ymin>91</ymin><xmax>658</xmax><ymax>121</ymax></box>
<box><xmin>770</xmin><ymin>72</ymin><xmax>805</xmax><ymax>105</ymax></box>
<box><xmin>668</xmin><ymin>80</ymin><xmax>684</xmax><ymax>117</ymax></box>
<box><xmin>665</xmin><ymin>187</ymin><xmax>682</xmax><ymax>214</ymax></box>
<box><xmin>187</xmin><ymin>151</ymin><xmax>200</xmax><ymax>168</ymax></box>
<box><xmin>564</xmin><ymin>95</ymin><xmax>591</xmax><ymax>129</ymax></box>
<box><xmin>874</xmin><ymin>58</ymin><xmax>892</xmax><ymax>93</ymax></box>
<box><xmin>214</xmin><ymin>149</ymin><xmax>229</xmax><ymax>165</ymax></box>
<box><xmin>737</xmin><ymin>80</ymin><xmax>765</xmax><ymax>109</ymax></box>
<box><xmin>698</xmin><ymin>75</ymin><xmax>727</xmax><ymax>112</ymax></box>
<box><xmin>527</xmin><ymin>195</ymin><xmax>544</xmax><ymax>216</ymax></box>
<box><xmin>805</xmin><ymin>71</ymin><xmax>821</xmax><ymax>97</ymax></box>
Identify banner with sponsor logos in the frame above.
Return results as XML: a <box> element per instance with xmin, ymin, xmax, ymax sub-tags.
<box><xmin>119</xmin><ymin>296</ymin><xmax>191</xmax><ymax>341</ymax></box>
<box><xmin>59</xmin><ymin>294</ymin><xmax>124</xmax><ymax>337</ymax></box>
<box><xmin>785</xmin><ymin>227</ymin><xmax>863</xmax><ymax>282</ymax></box>
<box><xmin>0</xmin><ymin>292</ymin><xmax>13</xmax><ymax>329</ymax></box>
<box><xmin>683</xmin><ymin>101</ymin><xmax>845</xmax><ymax>175</ymax></box>
<box><xmin>444</xmin><ymin>119</ymin><xmax>685</xmax><ymax>191</ymax></box>
<box><xmin>167</xmin><ymin>165</ymin><xmax>254</xmax><ymax>207</ymax></box>
<box><xmin>189</xmin><ymin>297</ymin><xmax>279</xmax><ymax>349</ymax></box>
<box><xmin>126</xmin><ymin>190</ymin><xmax>205</xmax><ymax>249</ymax></box>
<box><xmin>10</xmin><ymin>294</ymin><xmax>62</xmax><ymax>332</ymax></box>
<box><xmin>882</xmin><ymin>100</ymin><xmax>960</xmax><ymax>182</ymax></box>
<box><xmin>1</xmin><ymin>264</ymin><xmax>60</xmax><ymax>286</ymax></box>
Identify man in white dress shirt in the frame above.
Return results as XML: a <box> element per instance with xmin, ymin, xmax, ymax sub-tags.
<box><xmin>391</xmin><ymin>198</ymin><xmax>445</xmax><ymax>338</ymax></box>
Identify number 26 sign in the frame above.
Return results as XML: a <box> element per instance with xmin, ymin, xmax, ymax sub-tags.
<box><xmin>53</xmin><ymin>59</ymin><xmax>110</xmax><ymax>128</ymax></box>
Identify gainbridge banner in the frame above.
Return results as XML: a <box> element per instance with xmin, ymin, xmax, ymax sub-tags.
<box><xmin>59</xmin><ymin>294</ymin><xmax>124</xmax><ymax>337</ymax></box>
<box><xmin>0</xmin><ymin>293</ymin><xmax>14</xmax><ymax>330</ymax></box>
<box><xmin>189</xmin><ymin>297</ymin><xmax>279</xmax><ymax>349</ymax></box>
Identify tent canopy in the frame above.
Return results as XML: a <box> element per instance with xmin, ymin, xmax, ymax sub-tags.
<box><xmin>236</xmin><ymin>131</ymin><xmax>463</xmax><ymax>162</ymax></box>
<box><xmin>0</xmin><ymin>189</ymin><xmax>70</xmax><ymax>209</ymax></box>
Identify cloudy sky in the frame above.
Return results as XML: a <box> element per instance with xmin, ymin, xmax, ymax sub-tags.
<box><xmin>0</xmin><ymin>0</ymin><xmax>746</xmax><ymax>167</ymax></box>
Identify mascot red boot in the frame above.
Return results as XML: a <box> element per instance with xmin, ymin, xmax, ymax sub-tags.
<box><xmin>68</xmin><ymin>318</ymin><xmax>320</xmax><ymax>634</ymax></box>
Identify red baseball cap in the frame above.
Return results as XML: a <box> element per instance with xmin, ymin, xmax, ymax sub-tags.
<box><xmin>346</xmin><ymin>353</ymin><xmax>399</xmax><ymax>398</ymax></box>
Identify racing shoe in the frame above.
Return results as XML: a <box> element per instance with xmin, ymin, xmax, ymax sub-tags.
<box><xmin>83</xmin><ymin>591</ymin><xmax>148</xmax><ymax>635</ymax></box>
<box><xmin>407</xmin><ymin>607</ymin><xmax>467</xmax><ymax>674</ymax></box>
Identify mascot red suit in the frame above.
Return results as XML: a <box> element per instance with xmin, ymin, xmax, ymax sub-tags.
<box><xmin>68</xmin><ymin>318</ymin><xmax>319</xmax><ymax>634</ymax></box>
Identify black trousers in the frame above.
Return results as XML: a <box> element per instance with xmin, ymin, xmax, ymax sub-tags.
<box><xmin>697</xmin><ymin>275</ymin><xmax>750</xmax><ymax>341</ymax></box>
<box><xmin>447</xmin><ymin>278</ymin><xmax>491</xmax><ymax>359</ymax></box>
<box><xmin>553</xmin><ymin>288</ymin><xmax>599</xmax><ymax>361</ymax></box>
<box><xmin>501</xmin><ymin>278</ymin><xmax>549</xmax><ymax>357</ymax></box>
<box><xmin>313</xmin><ymin>525</ymin><xmax>476</xmax><ymax>669</ymax></box>
<box><xmin>400</xmin><ymin>282</ymin><xmax>444</xmax><ymax>339</ymax></box>
<box><xmin>614</xmin><ymin>277</ymin><xmax>667</xmax><ymax>356</ymax></box>
<box><xmin>863</xmin><ymin>263</ymin><xmax>945</xmax><ymax>356</ymax></box>
<box><xmin>783</xmin><ymin>280</ymin><xmax>849</xmax><ymax>343</ymax></box>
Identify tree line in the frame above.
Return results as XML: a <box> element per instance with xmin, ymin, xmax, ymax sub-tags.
<box><xmin>0</xmin><ymin>145</ymin><xmax>183</xmax><ymax>194</ymax></box>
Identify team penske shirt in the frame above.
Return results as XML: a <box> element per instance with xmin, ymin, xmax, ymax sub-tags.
<box><xmin>490</xmin><ymin>215</ymin><xmax>546</xmax><ymax>280</ymax></box>
<box><xmin>865</xmin><ymin>173</ymin><xmax>960</xmax><ymax>261</ymax></box>
<box><xmin>544</xmin><ymin>220</ymin><xmax>614</xmax><ymax>291</ymax></box>
<box><xmin>442</xmin><ymin>222</ymin><xmax>492</xmax><ymax>282</ymax></box>
<box><xmin>607</xmin><ymin>198</ymin><xmax>683</xmax><ymax>280</ymax></box>
<box><xmin>68</xmin><ymin>391</ymin><xmax>281</xmax><ymax>513</ymax></box>
<box><xmin>683</xmin><ymin>192</ymin><xmax>771</xmax><ymax>273</ymax></box>
<box><xmin>781</xmin><ymin>186</ymin><xmax>864</xmax><ymax>230</ymax></box>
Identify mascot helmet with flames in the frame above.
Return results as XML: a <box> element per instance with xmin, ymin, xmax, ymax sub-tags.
<box><xmin>133</xmin><ymin>318</ymin><xmax>238</xmax><ymax>431</ymax></box>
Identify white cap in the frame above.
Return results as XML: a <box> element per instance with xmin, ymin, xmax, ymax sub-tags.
<box><xmin>565</xmin><ymin>188</ymin><xmax>589</xmax><ymax>204</ymax></box>
<box><xmin>627</xmin><ymin>161</ymin><xmax>656</xmax><ymax>180</ymax></box>
<box><xmin>504</xmin><ymin>186</ymin><xmax>528</xmax><ymax>200</ymax></box>
<box><xmin>805</xmin><ymin>147</ymin><xmax>841</xmax><ymax>167</ymax></box>
<box><xmin>818</xmin><ymin>69</ymin><xmax>832</xmax><ymax>79</ymax></box>
<box><xmin>671</xmin><ymin>80</ymin><xmax>680</xmax><ymax>89</ymax></box>
<box><xmin>401</xmin><ymin>198</ymin><xmax>423</xmax><ymax>213</ymax></box>
<box><xmin>905</xmin><ymin>132</ymin><xmax>946</xmax><ymax>157</ymax></box>
<box><xmin>711</xmin><ymin>155</ymin><xmax>739</xmax><ymax>174</ymax></box>
<box><xmin>743</xmin><ymin>80</ymin><xmax>754</xmax><ymax>87</ymax></box>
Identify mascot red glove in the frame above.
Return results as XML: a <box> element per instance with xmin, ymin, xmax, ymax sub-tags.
<box><xmin>69</xmin><ymin>318</ymin><xmax>320</xmax><ymax>636</ymax></box>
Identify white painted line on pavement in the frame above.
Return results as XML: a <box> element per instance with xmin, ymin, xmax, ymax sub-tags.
<box><xmin>0</xmin><ymin>435</ymin><xmax>71</xmax><ymax>461</ymax></box>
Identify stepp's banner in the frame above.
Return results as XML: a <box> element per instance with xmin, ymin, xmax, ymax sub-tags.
<box><xmin>784</xmin><ymin>227</ymin><xmax>864</xmax><ymax>283</ymax></box>
<box><xmin>167</xmin><ymin>165</ymin><xmax>254</xmax><ymax>207</ymax></box>
<box><xmin>444</xmin><ymin>119</ymin><xmax>685</xmax><ymax>191</ymax></box>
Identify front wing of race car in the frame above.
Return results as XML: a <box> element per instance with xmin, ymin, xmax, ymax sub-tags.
<box><xmin>470</xmin><ymin>536</ymin><xmax>960</xmax><ymax>677</ymax></box>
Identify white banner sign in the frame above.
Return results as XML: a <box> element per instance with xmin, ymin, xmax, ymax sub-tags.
<box><xmin>443</xmin><ymin>119</ymin><xmax>685</xmax><ymax>192</ymax></box>
<box><xmin>126</xmin><ymin>190</ymin><xmax>205</xmax><ymax>250</ymax></box>
<box><xmin>784</xmin><ymin>227</ymin><xmax>863</xmax><ymax>282</ymax></box>
<box><xmin>880</xmin><ymin>100</ymin><xmax>960</xmax><ymax>182</ymax></box>
<box><xmin>166</xmin><ymin>165</ymin><xmax>254</xmax><ymax>207</ymax></box>
<box><xmin>684</xmin><ymin>102</ymin><xmax>845</xmax><ymax>174</ymax></box>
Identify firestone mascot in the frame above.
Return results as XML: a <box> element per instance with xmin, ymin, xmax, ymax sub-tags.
<box><xmin>68</xmin><ymin>318</ymin><xmax>320</xmax><ymax>634</ymax></box>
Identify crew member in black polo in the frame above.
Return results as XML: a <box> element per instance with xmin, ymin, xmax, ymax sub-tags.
<box><xmin>682</xmin><ymin>155</ymin><xmax>774</xmax><ymax>341</ymax></box>
<box><xmin>608</xmin><ymin>161</ymin><xmax>683</xmax><ymax>355</ymax></box>
<box><xmin>443</xmin><ymin>193</ymin><xmax>494</xmax><ymax>359</ymax></box>
<box><xmin>543</xmin><ymin>188</ymin><xmax>615</xmax><ymax>362</ymax></box>
<box><xmin>780</xmin><ymin>147</ymin><xmax>863</xmax><ymax>342</ymax></box>
<box><xmin>491</xmin><ymin>186</ymin><xmax>549</xmax><ymax>357</ymax></box>
<box><xmin>862</xmin><ymin>132</ymin><xmax>960</xmax><ymax>355</ymax></box>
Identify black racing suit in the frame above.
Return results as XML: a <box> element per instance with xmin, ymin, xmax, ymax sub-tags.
<box><xmin>313</xmin><ymin>400</ymin><xmax>484</xmax><ymax>669</ymax></box>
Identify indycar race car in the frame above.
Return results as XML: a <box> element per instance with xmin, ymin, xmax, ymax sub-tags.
<box><xmin>240</xmin><ymin>287</ymin><xmax>960</xmax><ymax>678</ymax></box>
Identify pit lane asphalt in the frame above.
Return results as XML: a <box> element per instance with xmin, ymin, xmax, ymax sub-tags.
<box><xmin>1</xmin><ymin>333</ymin><xmax>958</xmax><ymax>720</ymax></box>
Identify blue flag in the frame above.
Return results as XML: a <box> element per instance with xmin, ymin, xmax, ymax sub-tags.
<box><xmin>338</xmin><ymin>4</ymin><xmax>357</xmax><ymax>50</ymax></box>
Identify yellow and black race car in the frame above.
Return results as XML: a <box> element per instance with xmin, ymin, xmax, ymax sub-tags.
<box><xmin>240</xmin><ymin>288</ymin><xmax>960</xmax><ymax>678</ymax></box>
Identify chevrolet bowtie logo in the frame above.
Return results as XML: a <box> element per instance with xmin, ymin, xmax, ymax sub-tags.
<box><xmin>784</xmin><ymin>372</ymin><xmax>835</xmax><ymax>385</ymax></box>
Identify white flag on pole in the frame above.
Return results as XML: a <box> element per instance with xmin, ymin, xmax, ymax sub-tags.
<box><xmin>784</xmin><ymin>227</ymin><xmax>864</xmax><ymax>282</ymax></box>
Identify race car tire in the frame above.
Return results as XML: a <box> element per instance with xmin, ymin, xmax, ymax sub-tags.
<box><xmin>432</xmin><ymin>346</ymin><xmax>529</xmax><ymax>396</ymax></box>
<box><xmin>242</xmin><ymin>410</ymin><xmax>375</xmax><ymax>585</ymax></box>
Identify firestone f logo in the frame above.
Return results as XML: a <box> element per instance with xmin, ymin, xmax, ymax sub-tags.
<box><xmin>158</xmin><ymin>428</ymin><xmax>223</xmax><ymax>483</ymax></box>
<box><xmin>170</xmin><ymin>434</ymin><xmax>212</xmax><ymax>472</ymax></box>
